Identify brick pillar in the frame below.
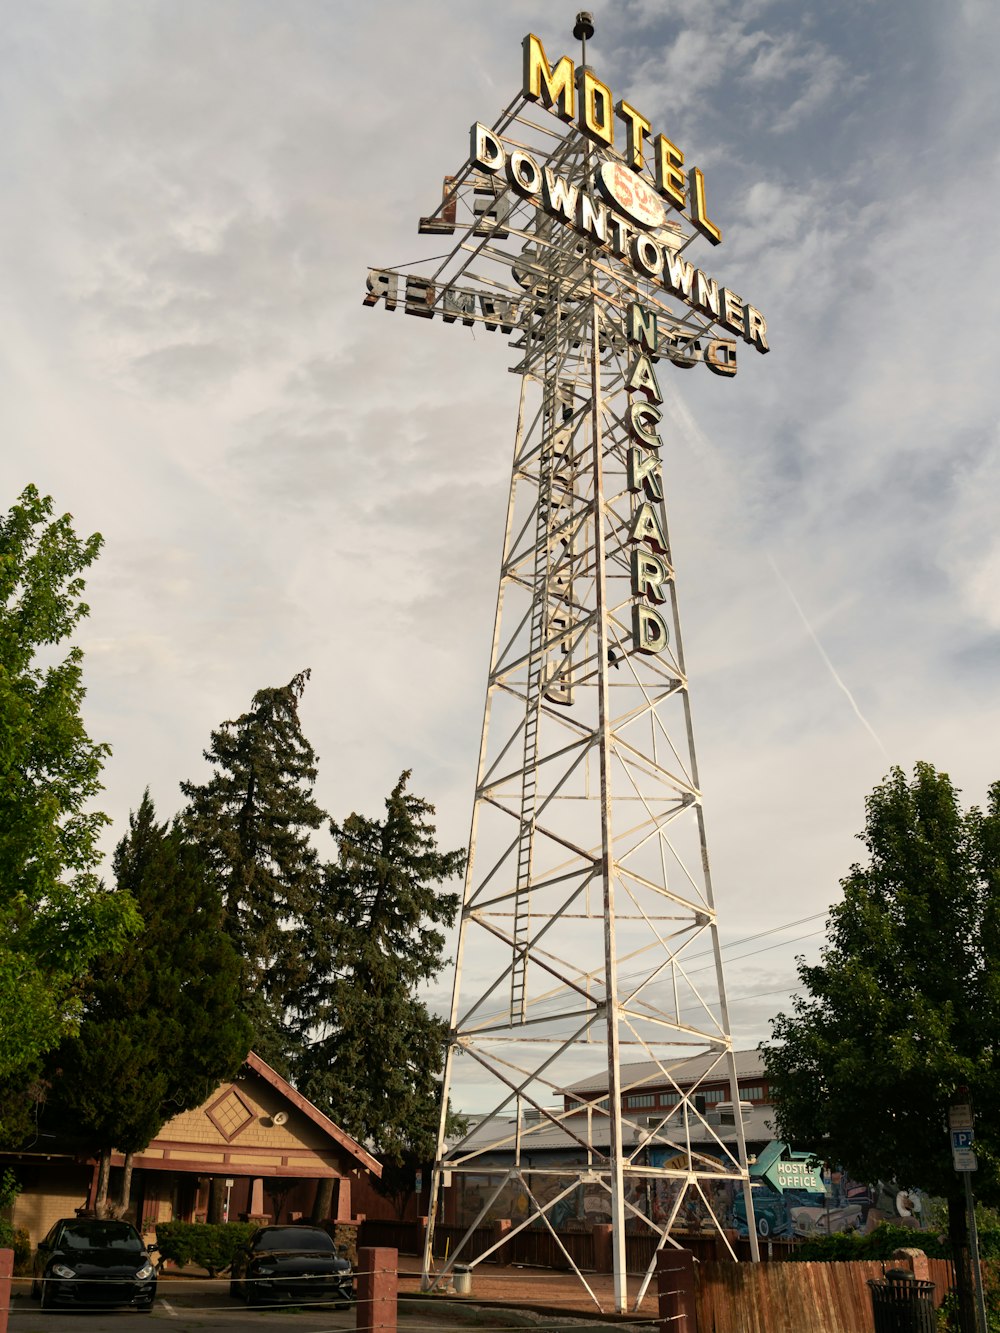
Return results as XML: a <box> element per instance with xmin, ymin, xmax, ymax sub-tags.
<box><xmin>593</xmin><ymin>1223</ymin><xmax>613</xmax><ymax>1274</ymax></box>
<box><xmin>0</xmin><ymin>1248</ymin><xmax>12</xmax><ymax>1333</ymax></box>
<box><xmin>493</xmin><ymin>1219</ymin><xmax>512</xmax><ymax>1265</ymax></box>
<box><xmin>656</xmin><ymin>1248</ymin><xmax>696</xmax><ymax>1333</ymax></box>
<box><xmin>357</xmin><ymin>1246</ymin><xmax>397</xmax><ymax>1333</ymax></box>
<box><xmin>893</xmin><ymin>1248</ymin><xmax>932</xmax><ymax>1283</ymax></box>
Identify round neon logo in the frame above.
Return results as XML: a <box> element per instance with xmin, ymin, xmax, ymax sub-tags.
<box><xmin>596</xmin><ymin>160</ymin><xmax>667</xmax><ymax>231</ymax></box>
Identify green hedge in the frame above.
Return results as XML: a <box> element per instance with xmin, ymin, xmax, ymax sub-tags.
<box><xmin>791</xmin><ymin>1223</ymin><xmax>948</xmax><ymax>1261</ymax></box>
<box><xmin>154</xmin><ymin>1221</ymin><xmax>259</xmax><ymax>1277</ymax></box>
<box><xmin>789</xmin><ymin>1221</ymin><xmax>1000</xmax><ymax>1262</ymax></box>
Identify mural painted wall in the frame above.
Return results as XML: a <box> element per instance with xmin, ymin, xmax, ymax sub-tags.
<box><xmin>454</xmin><ymin>1142</ymin><xmax>935</xmax><ymax>1238</ymax></box>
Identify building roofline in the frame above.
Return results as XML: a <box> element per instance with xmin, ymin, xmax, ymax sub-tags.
<box><xmin>562</xmin><ymin>1048</ymin><xmax>766</xmax><ymax>1096</ymax></box>
<box><xmin>245</xmin><ymin>1052</ymin><xmax>382</xmax><ymax>1177</ymax></box>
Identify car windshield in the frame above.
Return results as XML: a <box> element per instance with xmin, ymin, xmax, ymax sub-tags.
<box><xmin>255</xmin><ymin>1228</ymin><xmax>334</xmax><ymax>1252</ymax></box>
<box><xmin>59</xmin><ymin>1222</ymin><xmax>143</xmax><ymax>1252</ymax></box>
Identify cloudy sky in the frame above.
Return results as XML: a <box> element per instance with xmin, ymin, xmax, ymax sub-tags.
<box><xmin>4</xmin><ymin>0</ymin><xmax>999</xmax><ymax>1100</ymax></box>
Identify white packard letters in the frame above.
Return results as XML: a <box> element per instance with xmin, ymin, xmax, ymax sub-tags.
<box><xmin>625</xmin><ymin>302</ymin><xmax>671</xmax><ymax>659</ymax></box>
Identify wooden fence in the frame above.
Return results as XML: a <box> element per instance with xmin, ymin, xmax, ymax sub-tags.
<box><xmin>358</xmin><ymin>1218</ymin><xmax>791</xmax><ymax>1268</ymax></box>
<box><xmin>357</xmin><ymin>1218</ymin><xmax>963</xmax><ymax>1333</ymax></box>
<box><xmin>357</xmin><ymin>1219</ymin><xmax>417</xmax><ymax>1254</ymax></box>
<box><xmin>694</xmin><ymin>1258</ymin><xmax>954</xmax><ymax>1333</ymax></box>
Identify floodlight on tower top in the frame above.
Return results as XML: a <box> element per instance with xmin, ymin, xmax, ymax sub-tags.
<box><xmin>362</xmin><ymin>13</ymin><xmax>770</xmax><ymax>1316</ymax></box>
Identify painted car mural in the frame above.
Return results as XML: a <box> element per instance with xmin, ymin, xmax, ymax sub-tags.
<box><xmin>452</xmin><ymin>1141</ymin><xmax>932</xmax><ymax>1238</ymax></box>
<box><xmin>731</xmin><ymin>1182</ymin><xmax>792</xmax><ymax>1239</ymax></box>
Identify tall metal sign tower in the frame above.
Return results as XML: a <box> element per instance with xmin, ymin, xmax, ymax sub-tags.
<box><xmin>363</xmin><ymin>16</ymin><xmax>769</xmax><ymax>1314</ymax></box>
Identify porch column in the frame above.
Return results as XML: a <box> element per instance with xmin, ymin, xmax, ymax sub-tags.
<box><xmin>245</xmin><ymin>1178</ymin><xmax>270</xmax><ymax>1223</ymax></box>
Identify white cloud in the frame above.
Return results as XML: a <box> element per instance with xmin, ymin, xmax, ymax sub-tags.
<box><xmin>3</xmin><ymin>0</ymin><xmax>1000</xmax><ymax>1084</ymax></box>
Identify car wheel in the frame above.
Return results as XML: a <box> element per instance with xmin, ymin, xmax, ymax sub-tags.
<box><xmin>39</xmin><ymin>1278</ymin><xmax>55</xmax><ymax>1311</ymax></box>
<box><xmin>757</xmin><ymin>1216</ymin><xmax>771</xmax><ymax>1237</ymax></box>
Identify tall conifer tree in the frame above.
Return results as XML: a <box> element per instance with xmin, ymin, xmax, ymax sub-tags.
<box><xmin>180</xmin><ymin>670</ymin><xmax>324</xmax><ymax>1073</ymax></box>
<box><xmin>289</xmin><ymin>772</ymin><xmax>464</xmax><ymax>1173</ymax></box>
<box><xmin>53</xmin><ymin>793</ymin><xmax>251</xmax><ymax>1210</ymax></box>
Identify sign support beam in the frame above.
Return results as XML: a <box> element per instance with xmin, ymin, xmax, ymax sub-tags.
<box><xmin>365</xmin><ymin>16</ymin><xmax>770</xmax><ymax>1313</ymax></box>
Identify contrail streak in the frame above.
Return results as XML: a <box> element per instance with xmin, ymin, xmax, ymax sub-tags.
<box><xmin>663</xmin><ymin>391</ymin><xmax>889</xmax><ymax>760</ymax></box>
<box><xmin>766</xmin><ymin>555</ymin><xmax>889</xmax><ymax>759</ymax></box>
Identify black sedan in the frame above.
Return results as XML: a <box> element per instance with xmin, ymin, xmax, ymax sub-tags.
<box><xmin>229</xmin><ymin>1225</ymin><xmax>354</xmax><ymax>1307</ymax></box>
<box><xmin>31</xmin><ymin>1217</ymin><xmax>157</xmax><ymax>1312</ymax></box>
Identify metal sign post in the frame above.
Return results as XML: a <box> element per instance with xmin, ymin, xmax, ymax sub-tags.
<box><xmin>949</xmin><ymin>1098</ymin><xmax>988</xmax><ymax>1333</ymax></box>
<box><xmin>364</xmin><ymin>15</ymin><xmax>769</xmax><ymax>1313</ymax></box>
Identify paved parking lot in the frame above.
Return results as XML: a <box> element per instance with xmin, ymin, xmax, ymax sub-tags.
<box><xmin>7</xmin><ymin>1264</ymin><xmax>658</xmax><ymax>1333</ymax></box>
<box><xmin>6</xmin><ymin>1278</ymin><xmax>549</xmax><ymax>1333</ymax></box>
<box><xmin>8</xmin><ymin>1277</ymin><xmax>359</xmax><ymax>1332</ymax></box>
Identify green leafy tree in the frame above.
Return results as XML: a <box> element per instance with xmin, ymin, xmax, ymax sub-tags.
<box><xmin>764</xmin><ymin>762</ymin><xmax>1000</xmax><ymax>1327</ymax></box>
<box><xmin>179</xmin><ymin>670</ymin><xmax>324</xmax><ymax>1074</ymax></box>
<box><xmin>0</xmin><ymin>485</ymin><xmax>139</xmax><ymax>1141</ymax></box>
<box><xmin>290</xmin><ymin>773</ymin><xmax>465</xmax><ymax>1187</ymax></box>
<box><xmin>51</xmin><ymin>793</ymin><xmax>252</xmax><ymax>1210</ymax></box>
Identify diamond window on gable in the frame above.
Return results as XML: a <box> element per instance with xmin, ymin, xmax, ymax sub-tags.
<box><xmin>206</xmin><ymin>1088</ymin><xmax>255</xmax><ymax>1141</ymax></box>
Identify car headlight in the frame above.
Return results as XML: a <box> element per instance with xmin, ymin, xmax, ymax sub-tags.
<box><xmin>253</xmin><ymin>1266</ymin><xmax>275</xmax><ymax>1276</ymax></box>
<box><xmin>135</xmin><ymin>1262</ymin><xmax>155</xmax><ymax>1280</ymax></box>
<box><xmin>52</xmin><ymin>1264</ymin><xmax>76</xmax><ymax>1279</ymax></box>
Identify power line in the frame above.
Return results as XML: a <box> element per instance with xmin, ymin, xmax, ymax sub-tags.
<box><xmin>683</xmin><ymin>911</ymin><xmax>828</xmax><ymax>964</ymax></box>
<box><xmin>684</xmin><ymin>928</ymin><xmax>825</xmax><ymax>978</ymax></box>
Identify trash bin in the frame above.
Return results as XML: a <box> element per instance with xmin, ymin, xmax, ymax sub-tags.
<box><xmin>453</xmin><ymin>1264</ymin><xmax>472</xmax><ymax>1296</ymax></box>
<box><xmin>867</xmin><ymin>1270</ymin><xmax>936</xmax><ymax>1333</ymax></box>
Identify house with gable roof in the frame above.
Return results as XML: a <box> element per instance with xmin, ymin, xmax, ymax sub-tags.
<box><xmin>3</xmin><ymin>1052</ymin><xmax>382</xmax><ymax>1247</ymax></box>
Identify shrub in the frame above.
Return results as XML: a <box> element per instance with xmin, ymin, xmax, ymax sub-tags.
<box><xmin>154</xmin><ymin>1221</ymin><xmax>259</xmax><ymax>1278</ymax></box>
<box><xmin>11</xmin><ymin>1227</ymin><xmax>31</xmax><ymax>1275</ymax></box>
<box><xmin>0</xmin><ymin>1170</ymin><xmax>26</xmax><ymax>1270</ymax></box>
<box><xmin>791</xmin><ymin>1223</ymin><xmax>951</xmax><ymax>1261</ymax></box>
<box><xmin>937</xmin><ymin>1262</ymin><xmax>1000</xmax><ymax>1333</ymax></box>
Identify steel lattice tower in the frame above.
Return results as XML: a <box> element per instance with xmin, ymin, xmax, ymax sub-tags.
<box><xmin>363</xmin><ymin>17</ymin><xmax>768</xmax><ymax>1314</ymax></box>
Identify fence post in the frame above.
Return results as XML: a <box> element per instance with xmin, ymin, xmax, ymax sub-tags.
<box><xmin>593</xmin><ymin>1224</ymin><xmax>613</xmax><ymax>1274</ymax></box>
<box><xmin>893</xmin><ymin>1247</ymin><xmax>932</xmax><ymax>1284</ymax></box>
<box><xmin>357</xmin><ymin>1246</ymin><xmax>397</xmax><ymax>1333</ymax></box>
<box><xmin>0</xmin><ymin>1248</ymin><xmax>12</xmax><ymax>1333</ymax></box>
<box><xmin>657</xmin><ymin>1248</ymin><xmax>696</xmax><ymax>1333</ymax></box>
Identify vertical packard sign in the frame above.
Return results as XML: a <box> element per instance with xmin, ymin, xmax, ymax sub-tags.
<box><xmin>625</xmin><ymin>303</ymin><xmax>671</xmax><ymax>657</ymax></box>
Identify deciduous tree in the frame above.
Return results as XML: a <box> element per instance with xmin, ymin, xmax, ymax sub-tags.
<box><xmin>0</xmin><ymin>485</ymin><xmax>138</xmax><ymax>1141</ymax></box>
<box><xmin>764</xmin><ymin>762</ymin><xmax>1000</xmax><ymax>1331</ymax></box>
